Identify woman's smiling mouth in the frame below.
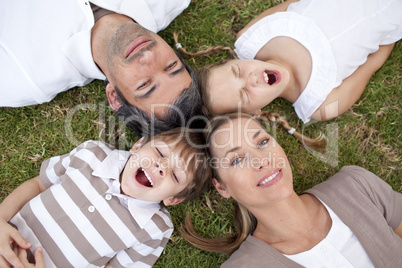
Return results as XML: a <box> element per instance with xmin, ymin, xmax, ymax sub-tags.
<box><xmin>257</xmin><ymin>169</ymin><xmax>281</xmax><ymax>187</ymax></box>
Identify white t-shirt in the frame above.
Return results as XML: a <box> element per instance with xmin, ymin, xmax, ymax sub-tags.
<box><xmin>0</xmin><ymin>0</ymin><xmax>190</xmax><ymax>107</ymax></box>
<box><xmin>284</xmin><ymin>200</ymin><xmax>374</xmax><ymax>268</ymax></box>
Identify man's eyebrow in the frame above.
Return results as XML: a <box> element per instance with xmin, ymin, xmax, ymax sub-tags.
<box><xmin>168</xmin><ymin>64</ymin><xmax>185</xmax><ymax>77</ymax></box>
<box><xmin>138</xmin><ymin>83</ymin><xmax>159</xmax><ymax>99</ymax></box>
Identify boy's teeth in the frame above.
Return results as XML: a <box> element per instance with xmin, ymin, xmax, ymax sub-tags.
<box><xmin>259</xmin><ymin>171</ymin><xmax>279</xmax><ymax>186</ymax></box>
<box><xmin>142</xmin><ymin>168</ymin><xmax>154</xmax><ymax>186</ymax></box>
<box><xmin>263</xmin><ymin>72</ymin><xmax>269</xmax><ymax>83</ymax></box>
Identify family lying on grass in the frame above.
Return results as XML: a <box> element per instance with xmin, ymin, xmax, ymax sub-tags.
<box><xmin>1</xmin><ymin>0</ymin><xmax>401</xmax><ymax>266</ymax></box>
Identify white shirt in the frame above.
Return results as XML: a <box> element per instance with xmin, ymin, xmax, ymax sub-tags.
<box><xmin>284</xmin><ymin>201</ymin><xmax>374</xmax><ymax>268</ymax></box>
<box><xmin>11</xmin><ymin>140</ymin><xmax>173</xmax><ymax>267</ymax></box>
<box><xmin>0</xmin><ymin>0</ymin><xmax>190</xmax><ymax>107</ymax></box>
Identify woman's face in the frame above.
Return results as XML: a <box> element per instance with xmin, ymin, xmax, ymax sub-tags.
<box><xmin>206</xmin><ymin>59</ymin><xmax>290</xmax><ymax>115</ymax></box>
<box><xmin>210</xmin><ymin>117</ymin><xmax>294</xmax><ymax>208</ymax></box>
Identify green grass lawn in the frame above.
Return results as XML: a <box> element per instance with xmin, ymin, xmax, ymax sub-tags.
<box><xmin>0</xmin><ymin>0</ymin><xmax>400</xmax><ymax>267</ymax></box>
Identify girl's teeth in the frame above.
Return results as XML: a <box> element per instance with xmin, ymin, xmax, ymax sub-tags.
<box><xmin>142</xmin><ymin>168</ymin><xmax>154</xmax><ymax>186</ymax></box>
<box><xmin>259</xmin><ymin>171</ymin><xmax>279</xmax><ymax>186</ymax></box>
<box><xmin>263</xmin><ymin>72</ymin><xmax>269</xmax><ymax>83</ymax></box>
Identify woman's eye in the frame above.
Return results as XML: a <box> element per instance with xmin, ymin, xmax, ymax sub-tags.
<box><xmin>231</xmin><ymin>157</ymin><xmax>242</xmax><ymax>166</ymax></box>
<box><xmin>156</xmin><ymin>147</ymin><xmax>164</xmax><ymax>157</ymax></box>
<box><xmin>258</xmin><ymin>138</ymin><xmax>269</xmax><ymax>148</ymax></box>
<box><xmin>166</xmin><ymin>61</ymin><xmax>177</xmax><ymax>71</ymax></box>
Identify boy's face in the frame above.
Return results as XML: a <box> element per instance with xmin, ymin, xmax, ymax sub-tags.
<box><xmin>120</xmin><ymin>139</ymin><xmax>192</xmax><ymax>206</ymax></box>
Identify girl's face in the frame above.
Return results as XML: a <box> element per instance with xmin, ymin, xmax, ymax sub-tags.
<box><xmin>206</xmin><ymin>59</ymin><xmax>290</xmax><ymax>115</ymax></box>
<box><xmin>210</xmin><ymin>117</ymin><xmax>294</xmax><ymax>209</ymax></box>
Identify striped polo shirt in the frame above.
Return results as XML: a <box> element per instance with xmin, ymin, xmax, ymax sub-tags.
<box><xmin>10</xmin><ymin>140</ymin><xmax>173</xmax><ymax>267</ymax></box>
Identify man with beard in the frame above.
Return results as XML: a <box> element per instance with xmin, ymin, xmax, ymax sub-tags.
<box><xmin>0</xmin><ymin>0</ymin><xmax>201</xmax><ymax>136</ymax></box>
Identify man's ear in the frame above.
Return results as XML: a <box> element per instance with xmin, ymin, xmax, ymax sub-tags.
<box><xmin>212</xmin><ymin>178</ymin><xmax>230</xmax><ymax>198</ymax></box>
<box><xmin>130</xmin><ymin>137</ymin><xmax>145</xmax><ymax>153</ymax></box>
<box><xmin>163</xmin><ymin>196</ymin><xmax>185</xmax><ymax>206</ymax></box>
<box><xmin>106</xmin><ymin>83</ymin><xmax>122</xmax><ymax>111</ymax></box>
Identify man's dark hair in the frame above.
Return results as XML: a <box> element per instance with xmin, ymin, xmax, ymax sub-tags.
<box><xmin>113</xmin><ymin>51</ymin><xmax>204</xmax><ymax>136</ymax></box>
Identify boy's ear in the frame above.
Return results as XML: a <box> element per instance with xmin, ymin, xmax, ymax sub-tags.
<box><xmin>130</xmin><ymin>137</ymin><xmax>145</xmax><ymax>153</ymax></box>
<box><xmin>106</xmin><ymin>82</ymin><xmax>122</xmax><ymax>111</ymax></box>
<box><xmin>163</xmin><ymin>196</ymin><xmax>185</xmax><ymax>206</ymax></box>
<box><xmin>212</xmin><ymin>178</ymin><xmax>230</xmax><ymax>198</ymax></box>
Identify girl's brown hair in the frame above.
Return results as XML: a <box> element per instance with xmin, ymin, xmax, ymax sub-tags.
<box><xmin>179</xmin><ymin>113</ymin><xmax>326</xmax><ymax>254</ymax></box>
<box><xmin>173</xmin><ymin>31</ymin><xmax>237</xmax><ymax>59</ymax></box>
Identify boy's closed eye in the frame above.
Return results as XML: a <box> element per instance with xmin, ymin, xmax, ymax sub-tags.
<box><xmin>155</xmin><ymin>146</ymin><xmax>180</xmax><ymax>183</ymax></box>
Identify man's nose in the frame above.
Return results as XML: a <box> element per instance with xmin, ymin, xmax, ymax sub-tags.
<box><xmin>138</xmin><ymin>50</ymin><xmax>157</xmax><ymax>67</ymax></box>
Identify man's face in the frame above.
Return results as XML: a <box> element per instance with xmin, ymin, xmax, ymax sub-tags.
<box><xmin>106</xmin><ymin>22</ymin><xmax>191</xmax><ymax>118</ymax></box>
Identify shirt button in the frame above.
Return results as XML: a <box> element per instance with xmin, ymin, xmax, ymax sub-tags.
<box><xmin>105</xmin><ymin>194</ymin><xmax>112</xmax><ymax>200</ymax></box>
<box><xmin>88</xmin><ymin>206</ymin><xmax>95</xmax><ymax>212</ymax></box>
<box><xmin>112</xmin><ymin>180</ymin><xmax>118</xmax><ymax>187</ymax></box>
<box><xmin>320</xmin><ymin>246</ymin><xmax>327</xmax><ymax>252</ymax></box>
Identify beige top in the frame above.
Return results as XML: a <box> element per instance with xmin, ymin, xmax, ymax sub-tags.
<box><xmin>222</xmin><ymin>166</ymin><xmax>402</xmax><ymax>268</ymax></box>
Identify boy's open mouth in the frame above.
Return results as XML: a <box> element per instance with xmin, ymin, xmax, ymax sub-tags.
<box><xmin>136</xmin><ymin>168</ymin><xmax>154</xmax><ymax>187</ymax></box>
<box><xmin>263</xmin><ymin>71</ymin><xmax>278</xmax><ymax>85</ymax></box>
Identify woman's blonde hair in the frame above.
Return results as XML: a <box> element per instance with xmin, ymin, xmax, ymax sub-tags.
<box><xmin>179</xmin><ymin>113</ymin><xmax>326</xmax><ymax>254</ymax></box>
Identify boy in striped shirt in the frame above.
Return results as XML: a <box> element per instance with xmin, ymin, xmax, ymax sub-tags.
<box><xmin>0</xmin><ymin>127</ymin><xmax>211</xmax><ymax>268</ymax></box>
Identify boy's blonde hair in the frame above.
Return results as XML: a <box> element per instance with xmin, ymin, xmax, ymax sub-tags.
<box><xmin>142</xmin><ymin>127</ymin><xmax>212</xmax><ymax>203</ymax></box>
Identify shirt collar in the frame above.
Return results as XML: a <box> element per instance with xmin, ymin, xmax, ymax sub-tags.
<box><xmin>63</xmin><ymin>30</ymin><xmax>106</xmax><ymax>80</ymax></box>
<box><xmin>92</xmin><ymin>148</ymin><xmax>162</xmax><ymax>228</ymax></box>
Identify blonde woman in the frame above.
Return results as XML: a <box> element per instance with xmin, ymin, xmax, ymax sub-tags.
<box><xmin>182</xmin><ymin>113</ymin><xmax>402</xmax><ymax>267</ymax></box>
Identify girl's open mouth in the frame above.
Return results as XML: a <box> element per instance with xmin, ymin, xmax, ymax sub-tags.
<box><xmin>263</xmin><ymin>71</ymin><xmax>279</xmax><ymax>85</ymax></box>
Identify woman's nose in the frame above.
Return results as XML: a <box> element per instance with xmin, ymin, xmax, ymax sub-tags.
<box><xmin>258</xmin><ymin>157</ymin><xmax>270</xmax><ymax>170</ymax></box>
